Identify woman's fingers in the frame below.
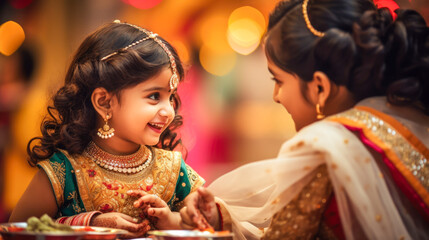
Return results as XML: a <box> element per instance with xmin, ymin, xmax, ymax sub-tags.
<box><xmin>193</xmin><ymin>210</ymin><xmax>212</xmax><ymax>230</ymax></box>
<box><xmin>198</xmin><ymin>187</ymin><xmax>214</xmax><ymax>202</ymax></box>
<box><xmin>197</xmin><ymin>187</ymin><xmax>215</xmax><ymax>212</ymax></box>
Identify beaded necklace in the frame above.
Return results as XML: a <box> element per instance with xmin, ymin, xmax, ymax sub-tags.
<box><xmin>84</xmin><ymin>141</ymin><xmax>152</xmax><ymax>174</ymax></box>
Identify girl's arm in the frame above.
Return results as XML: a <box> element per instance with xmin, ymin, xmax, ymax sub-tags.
<box><xmin>9</xmin><ymin>169</ymin><xmax>58</xmax><ymax>222</ymax></box>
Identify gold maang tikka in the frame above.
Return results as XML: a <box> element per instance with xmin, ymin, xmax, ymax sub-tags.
<box><xmin>97</xmin><ymin>113</ymin><xmax>115</xmax><ymax>139</ymax></box>
<box><xmin>100</xmin><ymin>20</ymin><xmax>179</xmax><ymax>90</ymax></box>
<box><xmin>302</xmin><ymin>0</ymin><xmax>325</xmax><ymax>37</ymax></box>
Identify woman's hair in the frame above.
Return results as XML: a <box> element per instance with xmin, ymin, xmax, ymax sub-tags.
<box><xmin>265</xmin><ymin>0</ymin><xmax>429</xmax><ymax>114</ymax></box>
<box><xmin>27</xmin><ymin>22</ymin><xmax>185</xmax><ymax>166</ymax></box>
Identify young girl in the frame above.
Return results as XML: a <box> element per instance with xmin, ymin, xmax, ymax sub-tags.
<box><xmin>181</xmin><ymin>0</ymin><xmax>429</xmax><ymax>239</ymax></box>
<box><xmin>9</xmin><ymin>21</ymin><xmax>204</xmax><ymax>238</ymax></box>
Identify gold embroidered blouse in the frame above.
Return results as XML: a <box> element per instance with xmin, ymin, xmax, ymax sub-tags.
<box><xmin>262</xmin><ymin>165</ymin><xmax>335</xmax><ymax>240</ymax></box>
<box><xmin>38</xmin><ymin>147</ymin><xmax>204</xmax><ymax>221</ymax></box>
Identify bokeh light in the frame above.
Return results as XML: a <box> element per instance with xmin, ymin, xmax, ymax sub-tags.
<box><xmin>198</xmin><ymin>12</ymin><xmax>237</xmax><ymax>76</ymax></box>
<box><xmin>227</xmin><ymin>6</ymin><xmax>265</xmax><ymax>55</ymax></box>
<box><xmin>228</xmin><ymin>19</ymin><xmax>262</xmax><ymax>55</ymax></box>
<box><xmin>199</xmin><ymin>14</ymin><xmax>229</xmax><ymax>51</ymax></box>
<box><xmin>122</xmin><ymin>0</ymin><xmax>163</xmax><ymax>10</ymax></box>
<box><xmin>170</xmin><ymin>39</ymin><xmax>191</xmax><ymax>64</ymax></box>
<box><xmin>199</xmin><ymin>44</ymin><xmax>236</xmax><ymax>76</ymax></box>
<box><xmin>0</xmin><ymin>21</ymin><xmax>25</xmax><ymax>56</ymax></box>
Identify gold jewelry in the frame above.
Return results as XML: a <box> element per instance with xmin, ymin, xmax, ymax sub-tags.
<box><xmin>302</xmin><ymin>0</ymin><xmax>325</xmax><ymax>37</ymax></box>
<box><xmin>316</xmin><ymin>103</ymin><xmax>325</xmax><ymax>119</ymax></box>
<box><xmin>84</xmin><ymin>141</ymin><xmax>153</xmax><ymax>174</ymax></box>
<box><xmin>101</xmin><ymin>20</ymin><xmax>179</xmax><ymax>90</ymax></box>
<box><xmin>97</xmin><ymin>113</ymin><xmax>115</xmax><ymax>139</ymax></box>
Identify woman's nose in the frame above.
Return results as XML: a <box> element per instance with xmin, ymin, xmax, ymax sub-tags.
<box><xmin>273</xmin><ymin>86</ymin><xmax>280</xmax><ymax>104</ymax></box>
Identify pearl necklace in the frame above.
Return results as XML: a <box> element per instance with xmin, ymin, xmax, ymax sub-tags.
<box><xmin>84</xmin><ymin>142</ymin><xmax>153</xmax><ymax>174</ymax></box>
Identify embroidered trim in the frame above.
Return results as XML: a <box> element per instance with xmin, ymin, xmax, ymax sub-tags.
<box><xmin>159</xmin><ymin>150</ymin><xmax>182</xmax><ymax>201</ymax></box>
<box><xmin>329</xmin><ymin>107</ymin><xmax>429</xmax><ymax>205</ymax></box>
<box><xmin>186</xmin><ymin>164</ymin><xmax>205</xmax><ymax>193</ymax></box>
<box><xmin>38</xmin><ymin>161</ymin><xmax>65</xmax><ymax>207</ymax></box>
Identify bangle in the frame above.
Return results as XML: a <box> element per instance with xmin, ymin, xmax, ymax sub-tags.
<box><xmin>215</xmin><ymin>203</ymin><xmax>223</xmax><ymax>231</ymax></box>
<box><xmin>55</xmin><ymin>211</ymin><xmax>102</xmax><ymax>226</ymax></box>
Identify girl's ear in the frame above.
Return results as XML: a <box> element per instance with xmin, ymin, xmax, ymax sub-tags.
<box><xmin>308</xmin><ymin>71</ymin><xmax>332</xmax><ymax>108</ymax></box>
<box><xmin>91</xmin><ymin>87</ymin><xmax>113</xmax><ymax>117</ymax></box>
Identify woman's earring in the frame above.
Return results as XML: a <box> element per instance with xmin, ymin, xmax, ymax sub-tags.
<box><xmin>316</xmin><ymin>103</ymin><xmax>325</xmax><ymax>120</ymax></box>
<box><xmin>97</xmin><ymin>113</ymin><xmax>115</xmax><ymax>139</ymax></box>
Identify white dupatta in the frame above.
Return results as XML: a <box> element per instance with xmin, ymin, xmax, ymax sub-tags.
<box><xmin>208</xmin><ymin>120</ymin><xmax>413</xmax><ymax>240</ymax></box>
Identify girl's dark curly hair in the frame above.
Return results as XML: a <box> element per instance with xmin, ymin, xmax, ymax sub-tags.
<box><xmin>265</xmin><ymin>0</ymin><xmax>429</xmax><ymax>114</ymax></box>
<box><xmin>27</xmin><ymin>22</ymin><xmax>185</xmax><ymax>166</ymax></box>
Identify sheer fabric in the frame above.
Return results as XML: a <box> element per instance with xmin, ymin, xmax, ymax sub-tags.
<box><xmin>208</xmin><ymin>97</ymin><xmax>428</xmax><ymax>240</ymax></box>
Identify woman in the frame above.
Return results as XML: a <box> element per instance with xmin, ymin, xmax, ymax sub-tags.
<box><xmin>180</xmin><ymin>0</ymin><xmax>429</xmax><ymax>239</ymax></box>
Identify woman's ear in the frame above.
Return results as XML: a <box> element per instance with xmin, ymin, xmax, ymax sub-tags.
<box><xmin>309</xmin><ymin>71</ymin><xmax>332</xmax><ymax>108</ymax></box>
<box><xmin>91</xmin><ymin>87</ymin><xmax>113</xmax><ymax>118</ymax></box>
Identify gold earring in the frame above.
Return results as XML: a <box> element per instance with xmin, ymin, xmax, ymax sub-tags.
<box><xmin>316</xmin><ymin>104</ymin><xmax>325</xmax><ymax>120</ymax></box>
<box><xmin>97</xmin><ymin>113</ymin><xmax>115</xmax><ymax>139</ymax></box>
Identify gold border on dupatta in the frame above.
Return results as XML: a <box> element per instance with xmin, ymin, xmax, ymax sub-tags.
<box><xmin>328</xmin><ymin>107</ymin><xmax>429</xmax><ymax>207</ymax></box>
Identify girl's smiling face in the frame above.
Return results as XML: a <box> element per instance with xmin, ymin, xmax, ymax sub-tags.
<box><xmin>107</xmin><ymin>67</ymin><xmax>175</xmax><ymax>151</ymax></box>
<box><xmin>267</xmin><ymin>58</ymin><xmax>317</xmax><ymax>131</ymax></box>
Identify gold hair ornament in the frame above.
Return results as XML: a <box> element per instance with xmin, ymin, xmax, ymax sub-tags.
<box><xmin>302</xmin><ymin>0</ymin><xmax>325</xmax><ymax>37</ymax></box>
<box><xmin>101</xmin><ymin>20</ymin><xmax>179</xmax><ymax>90</ymax></box>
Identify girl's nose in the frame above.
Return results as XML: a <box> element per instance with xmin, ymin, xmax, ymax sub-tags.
<box><xmin>159</xmin><ymin>102</ymin><xmax>175</xmax><ymax>119</ymax></box>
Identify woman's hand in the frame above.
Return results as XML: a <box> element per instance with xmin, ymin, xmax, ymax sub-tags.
<box><xmin>90</xmin><ymin>212</ymin><xmax>150</xmax><ymax>238</ymax></box>
<box><xmin>180</xmin><ymin>187</ymin><xmax>220</xmax><ymax>231</ymax></box>
<box><xmin>127</xmin><ymin>190</ymin><xmax>181</xmax><ymax>230</ymax></box>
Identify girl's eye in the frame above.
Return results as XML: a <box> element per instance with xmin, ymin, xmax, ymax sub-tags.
<box><xmin>148</xmin><ymin>92</ymin><xmax>160</xmax><ymax>101</ymax></box>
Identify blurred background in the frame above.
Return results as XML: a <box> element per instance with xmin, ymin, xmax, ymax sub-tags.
<box><xmin>0</xmin><ymin>0</ymin><xmax>427</xmax><ymax>222</ymax></box>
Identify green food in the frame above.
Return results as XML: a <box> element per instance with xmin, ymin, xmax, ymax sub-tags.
<box><xmin>26</xmin><ymin>214</ymin><xmax>73</xmax><ymax>232</ymax></box>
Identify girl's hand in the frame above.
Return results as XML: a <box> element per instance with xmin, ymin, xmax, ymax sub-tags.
<box><xmin>180</xmin><ymin>187</ymin><xmax>220</xmax><ymax>231</ymax></box>
<box><xmin>127</xmin><ymin>190</ymin><xmax>181</xmax><ymax>230</ymax></box>
<box><xmin>90</xmin><ymin>212</ymin><xmax>150</xmax><ymax>238</ymax></box>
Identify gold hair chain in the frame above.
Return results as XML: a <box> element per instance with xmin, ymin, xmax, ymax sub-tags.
<box><xmin>101</xmin><ymin>20</ymin><xmax>179</xmax><ymax>90</ymax></box>
<box><xmin>302</xmin><ymin>0</ymin><xmax>325</xmax><ymax>37</ymax></box>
